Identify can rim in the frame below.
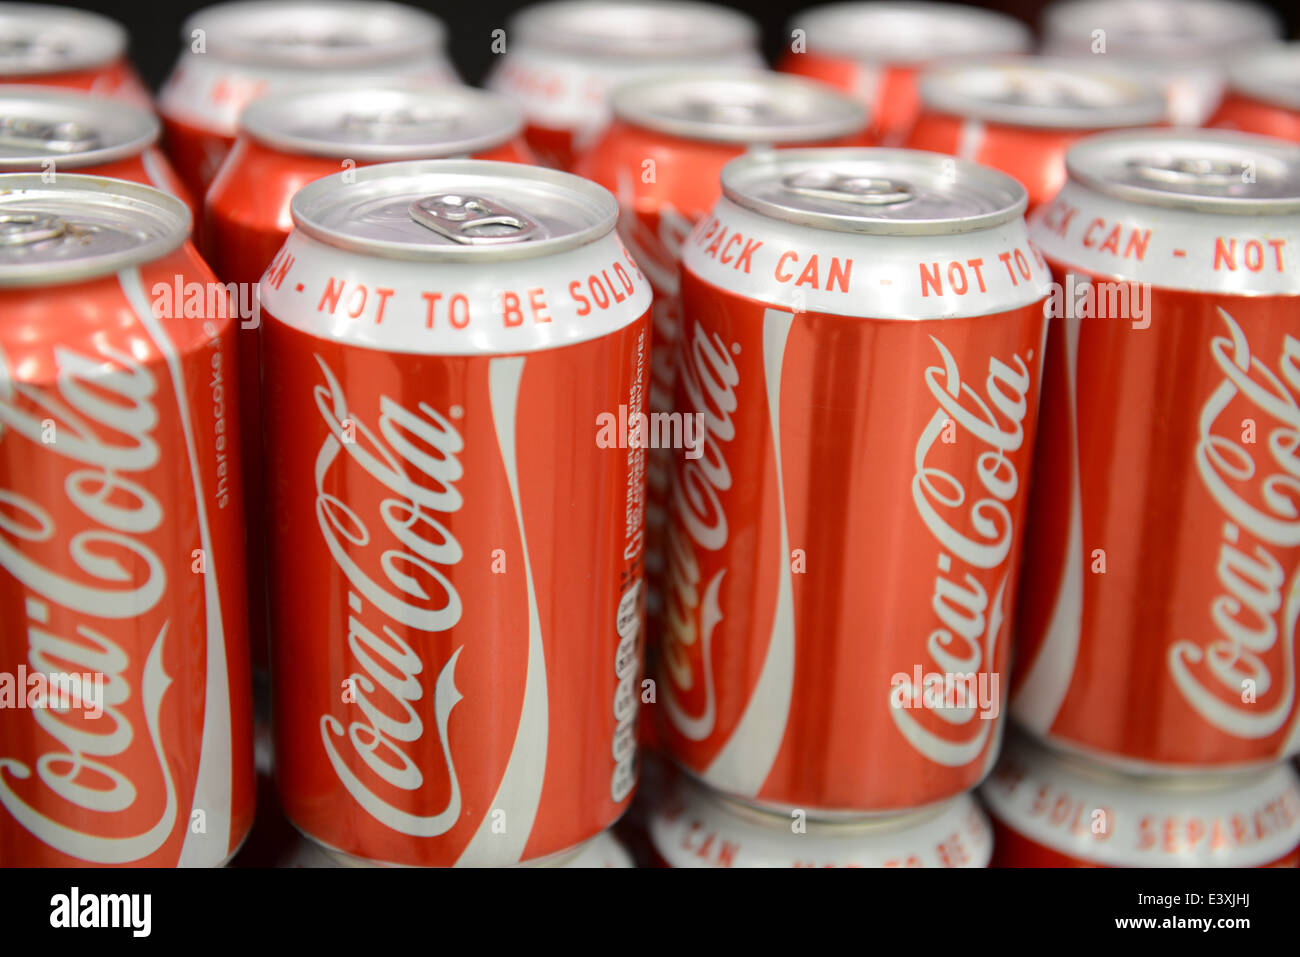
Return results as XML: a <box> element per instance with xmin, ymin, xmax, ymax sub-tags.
<box><xmin>179</xmin><ymin>0</ymin><xmax>445</xmax><ymax>67</ymax></box>
<box><xmin>609</xmin><ymin>72</ymin><xmax>866</xmax><ymax>145</ymax></box>
<box><xmin>239</xmin><ymin>86</ymin><xmax>523</xmax><ymax>161</ymax></box>
<box><xmin>508</xmin><ymin>0</ymin><xmax>757</xmax><ymax>59</ymax></box>
<box><xmin>788</xmin><ymin>1</ymin><xmax>1032</xmax><ymax>63</ymax></box>
<box><xmin>290</xmin><ymin>158</ymin><xmax>619</xmax><ymax>262</ymax></box>
<box><xmin>0</xmin><ymin>174</ymin><xmax>191</xmax><ymax>288</ymax></box>
<box><xmin>721</xmin><ymin>147</ymin><xmax>1028</xmax><ymax>235</ymax></box>
<box><xmin>0</xmin><ymin>2</ymin><xmax>127</xmax><ymax>75</ymax></box>
<box><xmin>1226</xmin><ymin>42</ymin><xmax>1300</xmax><ymax>112</ymax></box>
<box><xmin>1041</xmin><ymin>0</ymin><xmax>1281</xmax><ymax>57</ymax></box>
<box><xmin>0</xmin><ymin>86</ymin><xmax>158</xmax><ymax>171</ymax></box>
<box><xmin>1065</xmin><ymin>128</ymin><xmax>1300</xmax><ymax>214</ymax></box>
<box><xmin>917</xmin><ymin>57</ymin><xmax>1167</xmax><ymax>130</ymax></box>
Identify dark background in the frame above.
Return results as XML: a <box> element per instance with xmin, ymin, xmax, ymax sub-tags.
<box><xmin>42</xmin><ymin>0</ymin><xmax>1300</xmax><ymax>89</ymax></box>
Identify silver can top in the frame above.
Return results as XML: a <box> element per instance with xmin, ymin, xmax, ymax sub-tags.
<box><xmin>291</xmin><ymin>159</ymin><xmax>618</xmax><ymax>262</ymax></box>
<box><xmin>509</xmin><ymin>0</ymin><xmax>757</xmax><ymax>59</ymax></box>
<box><xmin>1226</xmin><ymin>42</ymin><xmax>1300</xmax><ymax>113</ymax></box>
<box><xmin>0</xmin><ymin>2</ymin><xmax>127</xmax><ymax>76</ymax></box>
<box><xmin>240</xmin><ymin>86</ymin><xmax>523</xmax><ymax>161</ymax></box>
<box><xmin>721</xmin><ymin>147</ymin><xmax>1028</xmax><ymax>235</ymax></box>
<box><xmin>611</xmin><ymin>73</ymin><xmax>865</xmax><ymax>145</ymax></box>
<box><xmin>789</xmin><ymin>1</ymin><xmax>1031</xmax><ymax>63</ymax></box>
<box><xmin>1042</xmin><ymin>0</ymin><xmax>1281</xmax><ymax>58</ymax></box>
<box><xmin>918</xmin><ymin>58</ymin><xmax>1167</xmax><ymax>130</ymax></box>
<box><xmin>0</xmin><ymin>174</ymin><xmax>190</xmax><ymax>287</ymax></box>
<box><xmin>0</xmin><ymin>86</ymin><xmax>157</xmax><ymax>171</ymax></box>
<box><xmin>181</xmin><ymin>0</ymin><xmax>445</xmax><ymax>67</ymax></box>
<box><xmin>1066</xmin><ymin>129</ymin><xmax>1300</xmax><ymax>214</ymax></box>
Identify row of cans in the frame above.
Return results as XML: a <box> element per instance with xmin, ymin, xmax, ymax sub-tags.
<box><xmin>0</xmin><ymin>0</ymin><xmax>1298</xmax><ymax>867</ymax></box>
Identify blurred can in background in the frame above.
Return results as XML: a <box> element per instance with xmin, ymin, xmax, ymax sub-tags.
<box><xmin>779</xmin><ymin>1</ymin><xmax>1032</xmax><ymax>146</ymax></box>
<box><xmin>1209</xmin><ymin>44</ymin><xmax>1300</xmax><ymax>144</ymax></box>
<box><xmin>487</xmin><ymin>0</ymin><xmax>764</xmax><ymax>169</ymax></box>
<box><xmin>158</xmin><ymin>0</ymin><xmax>459</xmax><ymax>199</ymax></box>
<box><xmin>907</xmin><ymin>57</ymin><xmax>1166</xmax><ymax>210</ymax></box>
<box><xmin>0</xmin><ymin>2</ymin><xmax>151</xmax><ymax>107</ymax></box>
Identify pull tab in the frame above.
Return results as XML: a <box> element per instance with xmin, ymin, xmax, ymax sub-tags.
<box><xmin>0</xmin><ymin>213</ymin><xmax>67</xmax><ymax>246</ymax></box>
<box><xmin>0</xmin><ymin>37</ymin><xmax>70</xmax><ymax>60</ymax></box>
<box><xmin>339</xmin><ymin>108</ymin><xmax>444</xmax><ymax>133</ymax></box>
<box><xmin>782</xmin><ymin>170</ymin><xmax>913</xmax><ymax>205</ymax></box>
<box><xmin>0</xmin><ymin>116</ymin><xmax>100</xmax><ymax>154</ymax></box>
<box><xmin>997</xmin><ymin>74</ymin><xmax>1094</xmax><ymax>109</ymax></box>
<box><xmin>409</xmin><ymin>194</ymin><xmax>541</xmax><ymax>245</ymax></box>
<box><xmin>680</xmin><ymin>95</ymin><xmax>781</xmax><ymax>126</ymax></box>
<box><xmin>1128</xmin><ymin>156</ymin><xmax>1247</xmax><ymax>188</ymax></box>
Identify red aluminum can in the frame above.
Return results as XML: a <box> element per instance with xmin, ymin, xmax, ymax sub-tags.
<box><xmin>0</xmin><ymin>86</ymin><xmax>194</xmax><ymax>216</ymax></box>
<box><xmin>1040</xmin><ymin>0</ymin><xmax>1282</xmax><ymax>126</ymax></box>
<box><xmin>1209</xmin><ymin>45</ymin><xmax>1300</xmax><ymax>145</ymax></box>
<box><xmin>982</xmin><ymin>734</ymin><xmax>1300</xmax><ymax>867</ymax></box>
<box><xmin>0</xmin><ymin>174</ymin><xmax>254</xmax><ymax>866</ymax></box>
<box><xmin>660</xmin><ymin>148</ymin><xmax>1051</xmax><ymax>814</ymax></box>
<box><xmin>260</xmin><ymin>160</ymin><xmax>652</xmax><ymax>866</ymax></box>
<box><xmin>574</xmin><ymin>72</ymin><xmax>865</xmax><ymax>677</ymax></box>
<box><xmin>649</xmin><ymin>773</ymin><xmax>993</xmax><ymax>867</ymax></box>
<box><xmin>205</xmin><ymin>85</ymin><xmax>535</xmax><ymax>673</ymax></box>
<box><xmin>906</xmin><ymin>58</ymin><xmax>1166</xmax><ymax>212</ymax></box>
<box><xmin>0</xmin><ymin>3</ymin><xmax>151</xmax><ymax>108</ymax></box>
<box><xmin>778</xmin><ymin>2</ymin><xmax>1031</xmax><ymax>147</ymax></box>
<box><xmin>1014</xmin><ymin>130</ymin><xmax>1300</xmax><ymax>770</ymax></box>
<box><xmin>486</xmin><ymin>0</ymin><xmax>763</xmax><ymax>170</ymax></box>
<box><xmin>158</xmin><ymin>0</ymin><xmax>459</xmax><ymax>200</ymax></box>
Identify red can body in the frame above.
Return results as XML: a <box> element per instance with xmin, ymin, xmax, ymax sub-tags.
<box><xmin>982</xmin><ymin>736</ymin><xmax>1300</xmax><ymax>867</ymax></box>
<box><xmin>1</xmin><ymin>58</ymin><xmax>151</xmax><ymax>109</ymax></box>
<box><xmin>658</xmin><ymin>150</ymin><xmax>1050</xmax><ymax>814</ymax></box>
<box><xmin>260</xmin><ymin>161</ymin><xmax>652</xmax><ymax>866</ymax></box>
<box><xmin>0</xmin><ymin>178</ymin><xmax>254</xmax><ymax>866</ymax></box>
<box><xmin>1013</xmin><ymin>132</ymin><xmax>1300</xmax><ymax>771</ymax></box>
<box><xmin>1211</xmin><ymin>93</ymin><xmax>1300</xmax><ymax>144</ymax></box>
<box><xmin>1208</xmin><ymin>46</ymin><xmax>1300</xmax><ymax>145</ymax></box>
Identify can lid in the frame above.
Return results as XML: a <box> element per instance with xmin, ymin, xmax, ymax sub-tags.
<box><xmin>790</xmin><ymin>1</ymin><xmax>1031</xmax><ymax>63</ymax></box>
<box><xmin>1065</xmin><ymin>129</ymin><xmax>1300</xmax><ymax>214</ymax></box>
<box><xmin>0</xmin><ymin>174</ymin><xmax>190</xmax><ymax>287</ymax></box>
<box><xmin>610</xmin><ymin>73</ymin><xmax>865</xmax><ymax>145</ymax></box>
<box><xmin>291</xmin><ymin>159</ymin><xmax>617</xmax><ymax>262</ymax></box>
<box><xmin>509</xmin><ymin>0</ymin><xmax>756</xmax><ymax>59</ymax></box>
<box><xmin>241</xmin><ymin>86</ymin><xmax>523</xmax><ymax>161</ymax></box>
<box><xmin>0</xmin><ymin>86</ymin><xmax>157</xmax><ymax>171</ymax></box>
<box><xmin>721</xmin><ymin>147</ymin><xmax>1027</xmax><ymax>235</ymax></box>
<box><xmin>1042</xmin><ymin>0</ymin><xmax>1281</xmax><ymax>57</ymax></box>
<box><xmin>918</xmin><ymin>58</ymin><xmax>1166</xmax><ymax>129</ymax></box>
<box><xmin>180</xmin><ymin>0</ymin><xmax>445</xmax><ymax>67</ymax></box>
<box><xmin>0</xmin><ymin>2</ymin><xmax>126</xmax><ymax>76</ymax></box>
<box><xmin>1226</xmin><ymin>42</ymin><xmax>1300</xmax><ymax>112</ymax></box>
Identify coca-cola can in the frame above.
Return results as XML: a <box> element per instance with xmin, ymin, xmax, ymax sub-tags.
<box><xmin>660</xmin><ymin>148</ymin><xmax>1051</xmax><ymax>814</ymax></box>
<box><xmin>486</xmin><ymin>0</ymin><xmax>763</xmax><ymax>170</ymax></box>
<box><xmin>259</xmin><ymin>160</ymin><xmax>652</xmax><ymax>866</ymax></box>
<box><xmin>1040</xmin><ymin>0</ymin><xmax>1283</xmax><ymax>126</ymax></box>
<box><xmin>778</xmin><ymin>1</ymin><xmax>1031</xmax><ymax>147</ymax></box>
<box><xmin>1209</xmin><ymin>45</ymin><xmax>1300</xmax><ymax>145</ymax></box>
<box><xmin>1014</xmin><ymin>130</ymin><xmax>1300</xmax><ymax>770</ymax></box>
<box><xmin>0</xmin><ymin>2</ymin><xmax>151</xmax><ymax>108</ymax></box>
<box><xmin>982</xmin><ymin>734</ymin><xmax>1300</xmax><ymax>867</ymax></box>
<box><xmin>0</xmin><ymin>86</ymin><xmax>194</xmax><ymax>215</ymax></box>
<box><xmin>574</xmin><ymin>72</ymin><xmax>865</xmax><ymax>667</ymax></box>
<box><xmin>0</xmin><ymin>174</ymin><xmax>255</xmax><ymax>866</ymax></box>
<box><xmin>158</xmin><ymin>0</ymin><xmax>459</xmax><ymax>200</ymax></box>
<box><xmin>907</xmin><ymin>58</ymin><xmax>1166</xmax><ymax>211</ymax></box>
<box><xmin>649</xmin><ymin>773</ymin><xmax>993</xmax><ymax>867</ymax></box>
<box><xmin>205</xmin><ymin>86</ymin><xmax>536</xmax><ymax>674</ymax></box>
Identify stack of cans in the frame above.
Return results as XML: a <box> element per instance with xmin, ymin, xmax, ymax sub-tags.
<box><xmin>0</xmin><ymin>0</ymin><xmax>1298</xmax><ymax>872</ymax></box>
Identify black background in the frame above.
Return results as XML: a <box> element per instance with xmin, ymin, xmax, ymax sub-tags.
<box><xmin>40</xmin><ymin>0</ymin><xmax>1300</xmax><ymax>89</ymax></box>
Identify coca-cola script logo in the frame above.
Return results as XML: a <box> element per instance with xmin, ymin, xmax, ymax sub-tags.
<box><xmin>890</xmin><ymin>335</ymin><xmax>1034</xmax><ymax>766</ymax></box>
<box><xmin>661</xmin><ymin>321</ymin><xmax>739</xmax><ymax>741</ymax></box>
<box><xmin>310</xmin><ymin>355</ymin><xmax>470</xmax><ymax>836</ymax></box>
<box><xmin>1170</xmin><ymin>309</ymin><xmax>1300</xmax><ymax>739</ymax></box>
<box><xmin>0</xmin><ymin>343</ymin><xmax>178</xmax><ymax>862</ymax></box>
